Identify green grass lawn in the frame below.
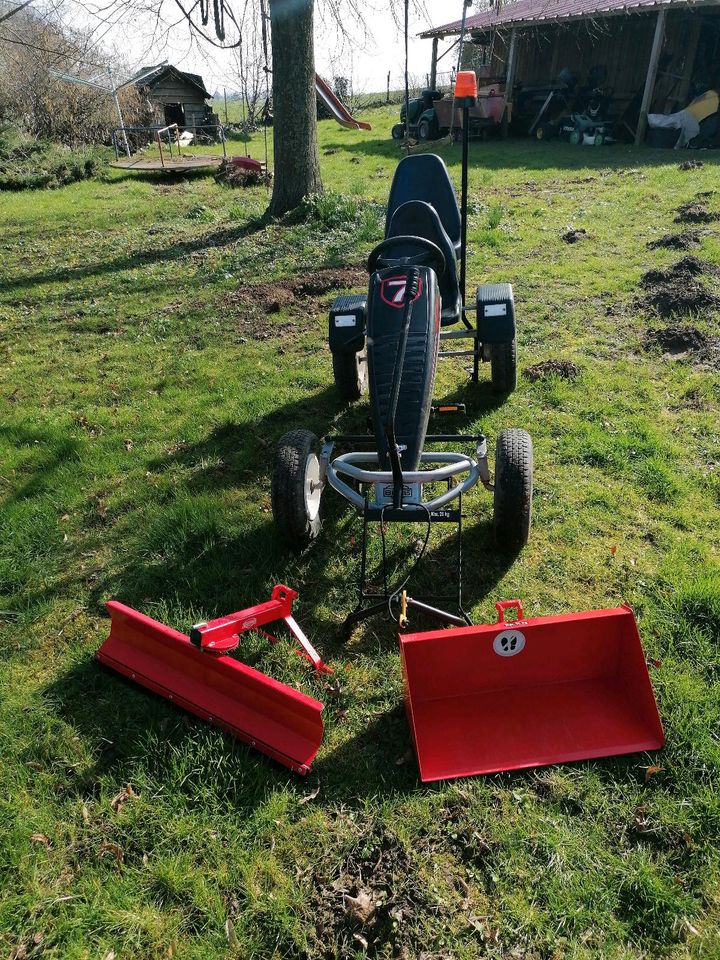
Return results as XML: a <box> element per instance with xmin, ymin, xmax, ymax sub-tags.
<box><xmin>1</xmin><ymin>105</ymin><xmax>720</xmax><ymax>959</ymax></box>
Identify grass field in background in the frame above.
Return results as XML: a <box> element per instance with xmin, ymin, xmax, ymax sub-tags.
<box><xmin>1</xmin><ymin>105</ymin><xmax>720</xmax><ymax>959</ymax></box>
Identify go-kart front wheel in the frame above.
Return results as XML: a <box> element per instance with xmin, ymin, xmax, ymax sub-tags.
<box><xmin>272</xmin><ymin>429</ymin><xmax>323</xmax><ymax>548</ymax></box>
<box><xmin>493</xmin><ymin>428</ymin><xmax>533</xmax><ymax>551</ymax></box>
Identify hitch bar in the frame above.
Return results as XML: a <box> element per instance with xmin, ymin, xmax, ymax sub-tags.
<box><xmin>190</xmin><ymin>584</ymin><xmax>332</xmax><ymax>674</ymax></box>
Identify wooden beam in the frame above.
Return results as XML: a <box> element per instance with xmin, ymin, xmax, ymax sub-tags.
<box><xmin>430</xmin><ymin>36</ymin><xmax>439</xmax><ymax>90</ymax></box>
<box><xmin>501</xmin><ymin>28</ymin><xmax>518</xmax><ymax>138</ymax></box>
<box><xmin>635</xmin><ymin>8</ymin><xmax>666</xmax><ymax>146</ymax></box>
<box><xmin>677</xmin><ymin>14</ymin><xmax>703</xmax><ymax>105</ymax></box>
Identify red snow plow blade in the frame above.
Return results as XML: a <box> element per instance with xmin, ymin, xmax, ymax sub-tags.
<box><xmin>400</xmin><ymin>601</ymin><xmax>664</xmax><ymax>782</ymax></box>
<box><xmin>96</xmin><ymin>585</ymin><xmax>328</xmax><ymax>774</ymax></box>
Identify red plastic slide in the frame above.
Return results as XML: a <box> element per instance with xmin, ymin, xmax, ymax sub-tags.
<box><xmin>315</xmin><ymin>74</ymin><xmax>372</xmax><ymax>131</ymax></box>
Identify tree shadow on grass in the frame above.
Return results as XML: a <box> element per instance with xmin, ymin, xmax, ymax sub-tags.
<box><xmin>103</xmin><ymin>364</ymin><xmax>515</xmax><ymax>628</ymax></box>
<box><xmin>32</xmin><ymin>359</ymin><xmax>526</xmax><ymax>807</ymax></box>
<box><xmin>39</xmin><ymin>506</ymin><xmax>521</xmax><ymax>812</ymax></box>
<box><xmin>106</xmin><ymin>168</ymin><xmax>220</xmax><ymax>187</ymax></box>
<box><xmin>43</xmin><ymin>654</ymin><xmax>293</xmax><ymax>811</ymax></box>
<box><xmin>0</xmin><ymin>423</ymin><xmax>82</xmax><ymax>506</ymax></box>
<box><xmin>324</xmin><ymin>134</ymin><xmax>710</xmax><ymax>175</ymax></box>
<box><xmin>3</xmin><ymin>217</ymin><xmax>268</xmax><ymax>293</ymax></box>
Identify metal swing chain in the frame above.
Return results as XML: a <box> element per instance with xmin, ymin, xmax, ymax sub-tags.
<box><xmin>260</xmin><ymin>0</ymin><xmax>271</xmax><ymax>190</ymax></box>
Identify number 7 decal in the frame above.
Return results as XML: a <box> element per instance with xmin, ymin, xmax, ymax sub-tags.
<box><xmin>380</xmin><ymin>275</ymin><xmax>424</xmax><ymax>309</ymax></box>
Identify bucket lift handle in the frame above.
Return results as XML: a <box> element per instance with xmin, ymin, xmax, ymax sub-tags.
<box><xmin>190</xmin><ymin>584</ymin><xmax>332</xmax><ymax>674</ymax></box>
<box><xmin>495</xmin><ymin>599</ymin><xmax>524</xmax><ymax>623</ymax></box>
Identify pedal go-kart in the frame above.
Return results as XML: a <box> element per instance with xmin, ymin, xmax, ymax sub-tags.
<box><xmin>272</xmin><ymin>74</ymin><xmax>533</xmax><ymax>628</ymax></box>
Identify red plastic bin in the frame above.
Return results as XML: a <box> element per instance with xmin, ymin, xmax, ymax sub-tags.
<box><xmin>399</xmin><ymin>600</ymin><xmax>664</xmax><ymax>782</ymax></box>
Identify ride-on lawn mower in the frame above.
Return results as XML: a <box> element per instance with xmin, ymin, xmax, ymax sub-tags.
<box><xmin>273</xmin><ymin>73</ymin><xmax>533</xmax><ymax>628</ymax></box>
<box><xmin>391</xmin><ymin>88</ymin><xmax>442</xmax><ymax>142</ymax></box>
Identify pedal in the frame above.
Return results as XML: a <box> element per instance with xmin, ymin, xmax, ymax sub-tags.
<box><xmin>431</xmin><ymin>403</ymin><xmax>466</xmax><ymax>415</ymax></box>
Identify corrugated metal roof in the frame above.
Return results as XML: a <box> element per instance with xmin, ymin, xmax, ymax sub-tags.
<box><xmin>420</xmin><ymin>0</ymin><xmax>716</xmax><ymax>36</ymax></box>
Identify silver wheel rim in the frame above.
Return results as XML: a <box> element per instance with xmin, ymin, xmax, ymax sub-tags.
<box><xmin>304</xmin><ymin>454</ymin><xmax>322</xmax><ymax>521</ymax></box>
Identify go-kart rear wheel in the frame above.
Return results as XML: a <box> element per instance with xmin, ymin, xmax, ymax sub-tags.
<box><xmin>493</xmin><ymin>428</ymin><xmax>533</xmax><ymax>551</ymax></box>
<box><xmin>332</xmin><ymin>346</ymin><xmax>367</xmax><ymax>401</ymax></box>
<box><xmin>489</xmin><ymin>338</ymin><xmax>517</xmax><ymax>394</ymax></box>
<box><xmin>272</xmin><ymin>429</ymin><xmax>323</xmax><ymax>547</ymax></box>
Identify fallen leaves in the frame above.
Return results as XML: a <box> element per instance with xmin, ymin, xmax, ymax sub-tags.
<box><xmin>343</xmin><ymin>889</ymin><xmax>376</xmax><ymax>925</ymax></box>
<box><xmin>110</xmin><ymin>783</ymin><xmax>136</xmax><ymax>812</ymax></box>
<box><xmin>225</xmin><ymin>917</ymin><xmax>239</xmax><ymax>949</ymax></box>
<box><xmin>99</xmin><ymin>840</ymin><xmax>124</xmax><ymax>864</ymax></box>
<box><xmin>29</xmin><ymin>833</ymin><xmax>50</xmax><ymax>847</ymax></box>
<box><xmin>9</xmin><ymin>933</ymin><xmax>44</xmax><ymax>959</ymax></box>
<box><xmin>298</xmin><ymin>783</ymin><xmax>320</xmax><ymax>805</ymax></box>
<box><xmin>632</xmin><ymin>806</ymin><xmax>653</xmax><ymax>834</ymax></box>
<box><xmin>644</xmin><ymin>764</ymin><xmax>664</xmax><ymax>782</ymax></box>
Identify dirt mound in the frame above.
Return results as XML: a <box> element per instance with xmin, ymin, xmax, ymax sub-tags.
<box><xmin>226</xmin><ymin>266</ymin><xmax>366</xmax><ymax>339</ymax></box>
<box><xmin>679</xmin><ymin>159</ymin><xmax>704</xmax><ymax>171</ymax></box>
<box><xmin>562</xmin><ymin>226</ymin><xmax>587</xmax><ymax>243</ymax></box>
<box><xmin>644</xmin><ymin>326</ymin><xmax>709</xmax><ymax>354</ymax></box>
<box><xmin>641</xmin><ymin>256</ymin><xmax>719</xmax><ymax>286</ymax></box>
<box><xmin>675</xmin><ymin>198</ymin><xmax>720</xmax><ymax>225</ymax></box>
<box><xmin>307</xmin><ymin>826</ymin><xmax>437</xmax><ymax>958</ymax></box>
<box><xmin>214</xmin><ymin>158</ymin><xmax>272</xmax><ymax>187</ymax></box>
<box><xmin>644</xmin><ymin>279</ymin><xmax>720</xmax><ymax>317</ymax></box>
<box><xmin>524</xmin><ymin>359</ymin><xmax>580</xmax><ymax>382</ymax></box>
<box><xmin>647</xmin><ymin>231</ymin><xmax>703</xmax><ymax>251</ymax></box>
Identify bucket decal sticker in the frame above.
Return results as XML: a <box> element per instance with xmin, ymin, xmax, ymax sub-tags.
<box><xmin>493</xmin><ymin>629</ymin><xmax>526</xmax><ymax>657</ymax></box>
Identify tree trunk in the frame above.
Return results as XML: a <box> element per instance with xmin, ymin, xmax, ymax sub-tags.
<box><xmin>267</xmin><ymin>0</ymin><xmax>322</xmax><ymax>216</ymax></box>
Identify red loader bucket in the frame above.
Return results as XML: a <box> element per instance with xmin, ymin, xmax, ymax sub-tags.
<box><xmin>97</xmin><ymin>587</ymin><xmax>325</xmax><ymax>775</ymax></box>
<box><xmin>399</xmin><ymin>601</ymin><xmax>664</xmax><ymax>782</ymax></box>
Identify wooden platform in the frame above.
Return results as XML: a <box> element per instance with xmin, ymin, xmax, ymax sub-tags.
<box><xmin>110</xmin><ymin>155</ymin><xmax>223</xmax><ymax>173</ymax></box>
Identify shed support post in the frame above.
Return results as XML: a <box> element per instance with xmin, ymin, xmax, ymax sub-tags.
<box><xmin>635</xmin><ymin>9</ymin><xmax>666</xmax><ymax>146</ymax></box>
<box><xmin>677</xmin><ymin>15</ymin><xmax>702</xmax><ymax>104</ymax></box>
<box><xmin>430</xmin><ymin>37</ymin><xmax>439</xmax><ymax>90</ymax></box>
<box><xmin>501</xmin><ymin>28</ymin><xmax>518</xmax><ymax>138</ymax></box>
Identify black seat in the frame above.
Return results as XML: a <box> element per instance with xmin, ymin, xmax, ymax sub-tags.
<box><xmin>386</xmin><ymin>200</ymin><xmax>461</xmax><ymax>325</ymax></box>
<box><xmin>386</xmin><ymin>154</ymin><xmax>462</xmax><ymax>253</ymax></box>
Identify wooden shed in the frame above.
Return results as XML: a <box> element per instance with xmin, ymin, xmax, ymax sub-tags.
<box><xmin>421</xmin><ymin>0</ymin><xmax>720</xmax><ymax>143</ymax></box>
<box><xmin>130</xmin><ymin>63</ymin><xmax>216</xmax><ymax>131</ymax></box>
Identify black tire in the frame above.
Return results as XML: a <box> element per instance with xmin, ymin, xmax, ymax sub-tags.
<box><xmin>272</xmin><ymin>429</ymin><xmax>323</xmax><ymax>547</ymax></box>
<box><xmin>391</xmin><ymin>123</ymin><xmax>405</xmax><ymax>140</ymax></box>
<box><xmin>493</xmin><ymin>428</ymin><xmax>533</xmax><ymax>551</ymax></box>
<box><xmin>332</xmin><ymin>346</ymin><xmax>367</xmax><ymax>401</ymax></box>
<box><xmin>490</xmin><ymin>338</ymin><xmax>517</xmax><ymax>394</ymax></box>
<box><xmin>536</xmin><ymin>121</ymin><xmax>554</xmax><ymax>141</ymax></box>
<box><xmin>418</xmin><ymin>118</ymin><xmax>431</xmax><ymax>141</ymax></box>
